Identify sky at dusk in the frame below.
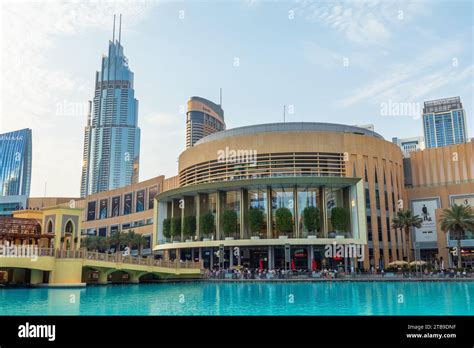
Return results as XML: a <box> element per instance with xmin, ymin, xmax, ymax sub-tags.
<box><xmin>1</xmin><ymin>0</ymin><xmax>472</xmax><ymax>197</ymax></box>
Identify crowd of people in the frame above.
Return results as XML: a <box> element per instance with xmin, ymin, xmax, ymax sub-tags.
<box><xmin>202</xmin><ymin>266</ymin><xmax>473</xmax><ymax>280</ymax></box>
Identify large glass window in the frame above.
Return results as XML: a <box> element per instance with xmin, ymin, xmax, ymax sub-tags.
<box><xmin>271</xmin><ymin>188</ymin><xmax>295</xmax><ymax>238</ymax></box>
<box><xmin>326</xmin><ymin>187</ymin><xmax>352</xmax><ymax>238</ymax></box>
<box><xmin>247</xmin><ymin>189</ymin><xmax>267</xmax><ymax>238</ymax></box>
<box><xmin>297</xmin><ymin>187</ymin><xmax>321</xmax><ymax>237</ymax></box>
<box><xmin>223</xmin><ymin>191</ymin><xmax>240</xmax><ymax>239</ymax></box>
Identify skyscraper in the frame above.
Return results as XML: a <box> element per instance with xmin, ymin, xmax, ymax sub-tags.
<box><xmin>81</xmin><ymin>15</ymin><xmax>140</xmax><ymax>198</ymax></box>
<box><xmin>186</xmin><ymin>96</ymin><xmax>225</xmax><ymax>148</ymax></box>
<box><xmin>422</xmin><ymin>97</ymin><xmax>468</xmax><ymax>148</ymax></box>
<box><xmin>0</xmin><ymin>128</ymin><xmax>32</xmax><ymax>197</ymax></box>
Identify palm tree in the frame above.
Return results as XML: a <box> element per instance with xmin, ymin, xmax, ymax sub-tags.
<box><xmin>132</xmin><ymin>233</ymin><xmax>147</xmax><ymax>256</ymax></box>
<box><xmin>110</xmin><ymin>230</ymin><xmax>122</xmax><ymax>253</ymax></box>
<box><xmin>440</xmin><ymin>204</ymin><xmax>474</xmax><ymax>269</ymax></box>
<box><xmin>392</xmin><ymin>210</ymin><xmax>422</xmax><ymax>274</ymax></box>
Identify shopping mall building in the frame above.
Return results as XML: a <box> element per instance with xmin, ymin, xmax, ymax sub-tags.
<box><xmin>152</xmin><ymin>122</ymin><xmax>409</xmax><ymax>271</ymax></box>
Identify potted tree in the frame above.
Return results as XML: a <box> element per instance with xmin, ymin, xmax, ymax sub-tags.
<box><xmin>170</xmin><ymin>216</ymin><xmax>182</xmax><ymax>242</ymax></box>
<box><xmin>223</xmin><ymin>210</ymin><xmax>238</xmax><ymax>239</ymax></box>
<box><xmin>302</xmin><ymin>206</ymin><xmax>320</xmax><ymax>238</ymax></box>
<box><xmin>331</xmin><ymin>207</ymin><xmax>349</xmax><ymax>238</ymax></box>
<box><xmin>275</xmin><ymin>207</ymin><xmax>293</xmax><ymax>238</ymax></box>
<box><xmin>162</xmin><ymin>218</ymin><xmax>171</xmax><ymax>242</ymax></box>
<box><xmin>183</xmin><ymin>215</ymin><xmax>197</xmax><ymax>242</ymax></box>
<box><xmin>248</xmin><ymin>207</ymin><xmax>264</xmax><ymax>239</ymax></box>
<box><xmin>200</xmin><ymin>212</ymin><xmax>215</xmax><ymax>241</ymax></box>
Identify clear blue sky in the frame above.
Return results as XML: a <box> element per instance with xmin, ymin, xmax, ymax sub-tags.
<box><xmin>1</xmin><ymin>0</ymin><xmax>472</xmax><ymax>197</ymax></box>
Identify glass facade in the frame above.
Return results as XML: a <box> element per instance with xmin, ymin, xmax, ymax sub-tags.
<box><xmin>0</xmin><ymin>128</ymin><xmax>32</xmax><ymax>197</ymax></box>
<box><xmin>80</xmin><ymin>38</ymin><xmax>140</xmax><ymax>197</ymax></box>
<box><xmin>423</xmin><ymin>97</ymin><xmax>467</xmax><ymax>148</ymax></box>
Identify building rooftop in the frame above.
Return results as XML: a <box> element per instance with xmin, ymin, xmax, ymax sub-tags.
<box><xmin>195</xmin><ymin>122</ymin><xmax>384</xmax><ymax>146</ymax></box>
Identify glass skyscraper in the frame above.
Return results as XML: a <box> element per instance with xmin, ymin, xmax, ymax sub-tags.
<box><xmin>81</xmin><ymin>15</ymin><xmax>140</xmax><ymax>197</ymax></box>
<box><xmin>0</xmin><ymin>128</ymin><xmax>32</xmax><ymax>197</ymax></box>
<box><xmin>422</xmin><ymin>97</ymin><xmax>467</xmax><ymax>148</ymax></box>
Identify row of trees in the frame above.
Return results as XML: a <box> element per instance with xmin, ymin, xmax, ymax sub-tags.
<box><xmin>162</xmin><ymin>206</ymin><xmax>350</xmax><ymax>240</ymax></box>
<box><xmin>82</xmin><ymin>230</ymin><xmax>148</xmax><ymax>256</ymax></box>
<box><xmin>393</xmin><ymin>204</ymin><xmax>474</xmax><ymax>269</ymax></box>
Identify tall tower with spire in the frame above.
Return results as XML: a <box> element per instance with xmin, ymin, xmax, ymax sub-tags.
<box><xmin>80</xmin><ymin>15</ymin><xmax>140</xmax><ymax>197</ymax></box>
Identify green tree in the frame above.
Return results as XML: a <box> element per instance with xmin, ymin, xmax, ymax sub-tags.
<box><xmin>440</xmin><ymin>204</ymin><xmax>474</xmax><ymax>269</ymax></box>
<box><xmin>275</xmin><ymin>207</ymin><xmax>293</xmax><ymax>234</ymax></box>
<box><xmin>392</xmin><ymin>210</ymin><xmax>423</xmax><ymax>272</ymax></box>
<box><xmin>331</xmin><ymin>207</ymin><xmax>349</xmax><ymax>232</ymax></box>
<box><xmin>109</xmin><ymin>230</ymin><xmax>122</xmax><ymax>252</ymax></box>
<box><xmin>162</xmin><ymin>218</ymin><xmax>171</xmax><ymax>240</ymax></box>
<box><xmin>183</xmin><ymin>215</ymin><xmax>197</xmax><ymax>238</ymax></box>
<box><xmin>132</xmin><ymin>233</ymin><xmax>147</xmax><ymax>256</ymax></box>
<box><xmin>302</xmin><ymin>206</ymin><xmax>320</xmax><ymax>235</ymax></box>
<box><xmin>83</xmin><ymin>236</ymin><xmax>99</xmax><ymax>251</ymax></box>
<box><xmin>222</xmin><ymin>210</ymin><xmax>238</xmax><ymax>237</ymax></box>
<box><xmin>171</xmin><ymin>216</ymin><xmax>182</xmax><ymax>240</ymax></box>
<box><xmin>200</xmin><ymin>212</ymin><xmax>215</xmax><ymax>238</ymax></box>
<box><xmin>248</xmin><ymin>207</ymin><xmax>264</xmax><ymax>236</ymax></box>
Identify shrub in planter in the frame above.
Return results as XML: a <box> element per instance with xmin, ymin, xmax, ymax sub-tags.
<box><xmin>162</xmin><ymin>218</ymin><xmax>171</xmax><ymax>240</ymax></box>
<box><xmin>331</xmin><ymin>207</ymin><xmax>349</xmax><ymax>234</ymax></box>
<box><xmin>222</xmin><ymin>210</ymin><xmax>238</xmax><ymax>238</ymax></box>
<box><xmin>302</xmin><ymin>206</ymin><xmax>320</xmax><ymax>235</ymax></box>
<box><xmin>183</xmin><ymin>215</ymin><xmax>196</xmax><ymax>239</ymax></box>
<box><xmin>248</xmin><ymin>207</ymin><xmax>264</xmax><ymax>237</ymax></box>
<box><xmin>275</xmin><ymin>207</ymin><xmax>293</xmax><ymax>235</ymax></box>
<box><xmin>199</xmin><ymin>212</ymin><xmax>215</xmax><ymax>239</ymax></box>
<box><xmin>170</xmin><ymin>216</ymin><xmax>182</xmax><ymax>240</ymax></box>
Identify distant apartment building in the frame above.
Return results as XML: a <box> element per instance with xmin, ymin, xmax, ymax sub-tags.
<box><xmin>392</xmin><ymin>136</ymin><xmax>425</xmax><ymax>158</ymax></box>
<box><xmin>422</xmin><ymin>97</ymin><xmax>468</xmax><ymax>148</ymax></box>
<box><xmin>80</xmin><ymin>15</ymin><xmax>140</xmax><ymax>197</ymax></box>
<box><xmin>185</xmin><ymin>96</ymin><xmax>225</xmax><ymax>148</ymax></box>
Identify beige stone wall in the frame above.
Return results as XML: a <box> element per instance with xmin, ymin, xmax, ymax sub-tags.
<box><xmin>173</xmin><ymin>130</ymin><xmax>405</xmax><ymax>268</ymax></box>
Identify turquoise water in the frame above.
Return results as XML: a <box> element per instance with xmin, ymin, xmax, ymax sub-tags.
<box><xmin>0</xmin><ymin>282</ymin><xmax>473</xmax><ymax>315</ymax></box>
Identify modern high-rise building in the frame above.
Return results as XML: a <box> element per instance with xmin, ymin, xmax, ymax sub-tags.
<box><xmin>392</xmin><ymin>136</ymin><xmax>425</xmax><ymax>158</ymax></box>
<box><xmin>422</xmin><ymin>96</ymin><xmax>468</xmax><ymax>148</ymax></box>
<box><xmin>0</xmin><ymin>128</ymin><xmax>32</xmax><ymax>197</ymax></box>
<box><xmin>80</xmin><ymin>15</ymin><xmax>140</xmax><ymax>198</ymax></box>
<box><xmin>185</xmin><ymin>96</ymin><xmax>225</xmax><ymax>148</ymax></box>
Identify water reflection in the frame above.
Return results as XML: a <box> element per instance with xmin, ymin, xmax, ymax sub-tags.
<box><xmin>0</xmin><ymin>282</ymin><xmax>472</xmax><ymax>315</ymax></box>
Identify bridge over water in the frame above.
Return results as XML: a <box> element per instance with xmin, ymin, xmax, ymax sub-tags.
<box><xmin>0</xmin><ymin>248</ymin><xmax>202</xmax><ymax>286</ymax></box>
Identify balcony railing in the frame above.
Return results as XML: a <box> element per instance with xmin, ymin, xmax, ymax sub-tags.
<box><xmin>49</xmin><ymin>248</ymin><xmax>202</xmax><ymax>269</ymax></box>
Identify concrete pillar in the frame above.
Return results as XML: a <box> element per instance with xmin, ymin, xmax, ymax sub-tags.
<box><xmin>321</xmin><ymin>187</ymin><xmax>328</xmax><ymax>237</ymax></box>
<box><xmin>210</xmin><ymin>248</ymin><xmax>214</xmax><ymax>269</ymax></box>
<box><xmin>268</xmin><ymin>246</ymin><xmax>274</xmax><ymax>269</ymax></box>
<box><xmin>12</xmin><ymin>269</ymin><xmax>26</xmax><ymax>283</ymax></box>
<box><xmin>240</xmin><ymin>188</ymin><xmax>248</xmax><ymax>239</ymax></box>
<box><xmin>229</xmin><ymin>247</ymin><xmax>234</xmax><ymax>268</ymax></box>
<box><xmin>196</xmin><ymin>194</ymin><xmax>201</xmax><ymax>240</ymax></box>
<box><xmin>216</xmin><ymin>191</ymin><xmax>223</xmax><ymax>240</ymax></box>
<box><xmin>294</xmin><ymin>186</ymin><xmax>299</xmax><ymax>238</ymax></box>
<box><xmin>30</xmin><ymin>269</ymin><xmax>43</xmax><ymax>285</ymax></box>
<box><xmin>308</xmin><ymin>245</ymin><xmax>314</xmax><ymax>270</ymax></box>
<box><xmin>266</xmin><ymin>186</ymin><xmax>273</xmax><ymax>239</ymax></box>
<box><xmin>198</xmin><ymin>248</ymin><xmax>202</xmax><ymax>261</ymax></box>
<box><xmin>98</xmin><ymin>271</ymin><xmax>109</xmax><ymax>285</ymax></box>
<box><xmin>191</xmin><ymin>248</ymin><xmax>195</xmax><ymax>261</ymax></box>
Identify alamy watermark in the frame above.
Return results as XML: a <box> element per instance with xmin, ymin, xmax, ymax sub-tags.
<box><xmin>0</xmin><ymin>245</ymin><xmax>39</xmax><ymax>261</ymax></box>
<box><xmin>217</xmin><ymin>147</ymin><xmax>257</xmax><ymax>167</ymax></box>
<box><xmin>380</xmin><ymin>100</ymin><xmax>422</xmax><ymax>119</ymax></box>
<box><xmin>324</xmin><ymin>243</ymin><xmax>364</xmax><ymax>262</ymax></box>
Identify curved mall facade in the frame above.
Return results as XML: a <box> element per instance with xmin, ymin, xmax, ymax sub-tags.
<box><xmin>153</xmin><ymin>123</ymin><xmax>406</xmax><ymax>270</ymax></box>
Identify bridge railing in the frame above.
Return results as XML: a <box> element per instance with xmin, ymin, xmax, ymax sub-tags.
<box><xmin>50</xmin><ymin>248</ymin><xmax>202</xmax><ymax>269</ymax></box>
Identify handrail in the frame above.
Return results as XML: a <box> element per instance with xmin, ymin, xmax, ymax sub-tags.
<box><xmin>44</xmin><ymin>248</ymin><xmax>201</xmax><ymax>269</ymax></box>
